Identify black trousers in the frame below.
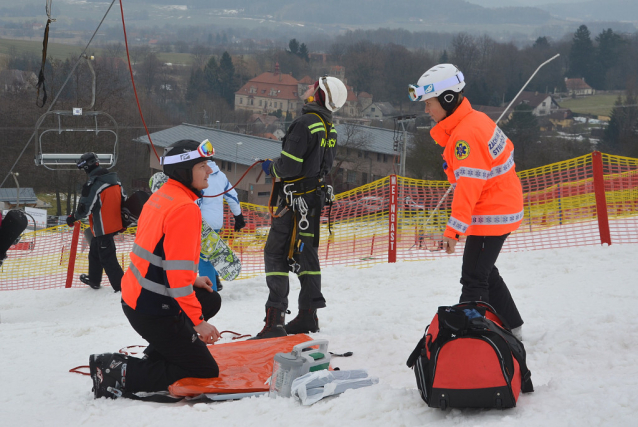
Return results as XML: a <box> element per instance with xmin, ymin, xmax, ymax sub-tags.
<box><xmin>122</xmin><ymin>287</ymin><xmax>222</xmax><ymax>393</ymax></box>
<box><xmin>0</xmin><ymin>210</ymin><xmax>28</xmax><ymax>259</ymax></box>
<box><xmin>459</xmin><ymin>234</ymin><xmax>523</xmax><ymax>329</ymax></box>
<box><xmin>88</xmin><ymin>234</ymin><xmax>124</xmax><ymax>291</ymax></box>
<box><xmin>264</xmin><ymin>195</ymin><xmax>326</xmax><ymax>312</ymax></box>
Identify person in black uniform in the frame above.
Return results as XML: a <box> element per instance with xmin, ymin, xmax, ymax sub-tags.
<box><xmin>254</xmin><ymin>76</ymin><xmax>348</xmax><ymax>339</ymax></box>
<box><xmin>67</xmin><ymin>152</ymin><xmax>125</xmax><ymax>291</ymax></box>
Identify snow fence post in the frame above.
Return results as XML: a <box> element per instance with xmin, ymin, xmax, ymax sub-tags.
<box><xmin>591</xmin><ymin>151</ymin><xmax>611</xmax><ymax>246</ymax></box>
<box><xmin>388</xmin><ymin>175</ymin><xmax>398</xmax><ymax>263</ymax></box>
<box><xmin>65</xmin><ymin>224</ymin><xmax>81</xmax><ymax>288</ymax></box>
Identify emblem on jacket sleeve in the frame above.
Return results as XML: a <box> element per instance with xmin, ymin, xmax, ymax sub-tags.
<box><xmin>455</xmin><ymin>140</ymin><xmax>470</xmax><ymax>160</ymax></box>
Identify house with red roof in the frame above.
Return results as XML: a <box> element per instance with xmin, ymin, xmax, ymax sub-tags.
<box><xmin>565</xmin><ymin>78</ymin><xmax>594</xmax><ymax>96</ymax></box>
<box><xmin>234</xmin><ymin>63</ymin><xmax>304</xmax><ymax>117</ymax></box>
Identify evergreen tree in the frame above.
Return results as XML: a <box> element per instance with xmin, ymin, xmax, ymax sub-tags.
<box><xmin>185</xmin><ymin>67</ymin><xmax>205</xmax><ymax>103</ymax></box>
<box><xmin>568</xmin><ymin>25</ymin><xmax>595</xmax><ymax>86</ymax></box>
<box><xmin>218</xmin><ymin>51</ymin><xmax>238</xmax><ymax>106</ymax></box>
<box><xmin>594</xmin><ymin>29</ymin><xmax>626</xmax><ymax>89</ymax></box>
<box><xmin>501</xmin><ymin>104</ymin><xmax>540</xmax><ymax>170</ymax></box>
<box><xmin>533</xmin><ymin>36</ymin><xmax>550</xmax><ymax>49</ymax></box>
<box><xmin>288</xmin><ymin>39</ymin><xmax>299</xmax><ymax>55</ymax></box>
<box><xmin>298</xmin><ymin>43</ymin><xmax>310</xmax><ymax>62</ymax></box>
<box><xmin>203</xmin><ymin>56</ymin><xmax>221</xmax><ymax>97</ymax></box>
<box><xmin>602</xmin><ymin>91</ymin><xmax>638</xmax><ymax>157</ymax></box>
<box><xmin>439</xmin><ymin>50</ymin><xmax>448</xmax><ymax>63</ymax></box>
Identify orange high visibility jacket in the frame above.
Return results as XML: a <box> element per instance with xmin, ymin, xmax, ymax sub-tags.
<box><xmin>430</xmin><ymin>98</ymin><xmax>524</xmax><ymax>240</ymax></box>
<box><xmin>121</xmin><ymin>179</ymin><xmax>204</xmax><ymax>325</ymax></box>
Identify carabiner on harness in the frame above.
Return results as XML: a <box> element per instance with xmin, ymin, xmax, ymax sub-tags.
<box><xmin>283</xmin><ymin>183</ymin><xmax>310</xmax><ymax>231</ymax></box>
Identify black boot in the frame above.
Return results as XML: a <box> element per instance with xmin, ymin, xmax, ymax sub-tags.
<box><xmin>80</xmin><ymin>274</ymin><xmax>100</xmax><ymax>290</ymax></box>
<box><xmin>251</xmin><ymin>307</ymin><xmax>287</xmax><ymax>340</ymax></box>
<box><xmin>285</xmin><ymin>309</ymin><xmax>320</xmax><ymax>334</ymax></box>
<box><xmin>89</xmin><ymin>353</ymin><xmax>128</xmax><ymax>399</ymax></box>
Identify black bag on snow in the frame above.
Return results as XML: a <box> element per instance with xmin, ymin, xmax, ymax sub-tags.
<box><xmin>406</xmin><ymin>302</ymin><xmax>533</xmax><ymax>410</ymax></box>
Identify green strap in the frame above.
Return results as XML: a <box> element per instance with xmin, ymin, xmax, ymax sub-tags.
<box><xmin>266</xmin><ymin>272</ymin><xmax>289</xmax><ymax>277</ymax></box>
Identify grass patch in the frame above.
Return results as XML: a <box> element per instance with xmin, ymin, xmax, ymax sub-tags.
<box><xmin>558</xmin><ymin>94</ymin><xmax>620</xmax><ymax>117</ymax></box>
<box><xmin>0</xmin><ymin>38</ymin><xmax>93</xmax><ymax>61</ymax></box>
<box><xmin>0</xmin><ymin>38</ymin><xmax>194</xmax><ymax>65</ymax></box>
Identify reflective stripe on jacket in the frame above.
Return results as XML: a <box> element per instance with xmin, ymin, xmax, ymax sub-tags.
<box><xmin>270</xmin><ymin>103</ymin><xmax>336</xmax><ymax>181</ymax></box>
<box><xmin>75</xmin><ymin>167</ymin><xmax>124</xmax><ymax>236</ymax></box>
<box><xmin>430</xmin><ymin>98</ymin><xmax>524</xmax><ymax>239</ymax></box>
<box><xmin>121</xmin><ymin>179</ymin><xmax>204</xmax><ymax>325</ymax></box>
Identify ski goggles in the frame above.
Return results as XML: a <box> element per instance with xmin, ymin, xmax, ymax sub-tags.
<box><xmin>408</xmin><ymin>72</ymin><xmax>464</xmax><ymax>101</ymax></box>
<box><xmin>161</xmin><ymin>139</ymin><xmax>215</xmax><ymax>165</ymax></box>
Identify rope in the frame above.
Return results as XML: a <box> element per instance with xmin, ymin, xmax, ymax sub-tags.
<box><xmin>202</xmin><ymin>160</ymin><xmax>263</xmax><ymax>198</ymax></box>
<box><xmin>118</xmin><ymin>0</ymin><xmax>161</xmax><ymax>163</ymax></box>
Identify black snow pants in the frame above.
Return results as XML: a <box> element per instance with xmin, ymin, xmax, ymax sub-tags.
<box><xmin>459</xmin><ymin>233</ymin><xmax>523</xmax><ymax>329</ymax></box>
<box><xmin>88</xmin><ymin>233</ymin><xmax>124</xmax><ymax>291</ymax></box>
<box><xmin>263</xmin><ymin>192</ymin><xmax>326</xmax><ymax>312</ymax></box>
<box><xmin>122</xmin><ymin>287</ymin><xmax>222</xmax><ymax>393</ymax></box>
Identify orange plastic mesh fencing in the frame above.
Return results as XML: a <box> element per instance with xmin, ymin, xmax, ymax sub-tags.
<box><xmin>1</xmin><ymin>152</ymin><xmax>637</xmax><ymax>290</ymax></box>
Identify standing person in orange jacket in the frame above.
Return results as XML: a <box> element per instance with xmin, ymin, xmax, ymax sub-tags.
<box><xmin>67</xmin><ymin>152</ymin><xmax>125</xmax><ymax>291</ymax></box>
<box><xmin>88</xmin><ymin>140</ymin><xmax>222</xmax><ymax>399</ymax></box>
<box><xmin>409</xmin><ymin>64</ymin><xmax>524</xmax><ymax>339</ymax></box>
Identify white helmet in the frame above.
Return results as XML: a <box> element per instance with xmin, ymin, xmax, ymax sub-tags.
<box><xmin>408</xmin><ymin>64</ymin><xmax>465</xmax><ymax>102</ymax></box>
<box><xmin>318</xmin><ymin>76</ymin><xmax>348</xmax><ymax>112</ymax></box>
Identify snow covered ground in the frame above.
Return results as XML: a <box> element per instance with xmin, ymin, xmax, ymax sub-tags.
<box><xmin>1</xmin><ymin>243</ymin><xmax>637</xmax><ymax>426</ymax></box>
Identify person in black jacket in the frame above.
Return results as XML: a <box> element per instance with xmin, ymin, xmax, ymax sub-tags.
<box><xmin>67</xmin><ymin>152</ymin><xmax>126</xmax><ymax>292</ymax></box>
<box><xmin>254</xmin><ymin>76</ymin><xmax>348</xmax><ymax>339</ymax></box>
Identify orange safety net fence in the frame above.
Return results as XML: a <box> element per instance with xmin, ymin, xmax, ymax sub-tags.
<box><xmin>1</xmin><ymin>152</ymin><xmax>637</xmax><ymax>290</ymax></box>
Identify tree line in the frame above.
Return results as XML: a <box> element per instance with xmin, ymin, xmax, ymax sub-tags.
<box><xmin>2</xmin><ymin>24</ymin><xmax>638</xmax><ymax>210</ymax></box>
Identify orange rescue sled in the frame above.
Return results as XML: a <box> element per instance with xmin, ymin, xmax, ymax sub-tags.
<box><xmin>169</xmin><ymin>334</ymin><xmax>313</xmax><ymax>397</ymax></box>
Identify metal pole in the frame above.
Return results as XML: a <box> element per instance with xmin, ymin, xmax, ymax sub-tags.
<box><xmin>11</xmin><ymin>172</ymin><xmax>20</xmax><ymax>208</ymax></box>
<box><xmin>495</xmin><ymin>53</ymin><xmax>560</xmax><ymax>124</ymax></box>
<box><xmin>235</xmin><ymin>142</ymin><xmax>242</xmax><ymax>180</ymax></box>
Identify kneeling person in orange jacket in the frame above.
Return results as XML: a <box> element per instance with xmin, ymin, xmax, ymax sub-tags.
<box><xmin>409</xmin><ymin>64</ymin><xmax>524</xmax><ymax>339</ymax></box>
<box><xmin>89</xmin><ymin>139</ymin><xmax>222</xmax><ymax>399</ymax></box>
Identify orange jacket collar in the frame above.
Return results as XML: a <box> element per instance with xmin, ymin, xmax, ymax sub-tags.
<box><xmin>166</xmin><ymin>178</ymin><xmax>201</xmax><ymax>202</ymax></box>
<box><xmin>430</xmin><ymin>97</ymin><xmax>473</xmax><ymax>147</ymax></box>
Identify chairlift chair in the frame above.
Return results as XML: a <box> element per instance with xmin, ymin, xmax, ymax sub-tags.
<box><xmin>34</xmin><ymin>109</ymin><xmax>118</xmax><ymax>171</ymax></box>
<box><xmin>33</xmin><ymin>54</ymin><xmax>118</xmax><ymax>171</ymax></box>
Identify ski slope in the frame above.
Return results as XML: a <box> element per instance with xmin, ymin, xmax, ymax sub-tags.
<box><xmin>1</xmin><ymin>243</ymin><xmax>636</xmax><ymax>426</ymax></box>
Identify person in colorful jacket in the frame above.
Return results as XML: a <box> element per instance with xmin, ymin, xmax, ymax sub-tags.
<box><xmin>254</xmin><ymin>76</ymin><xmax>348</xmax><ymax>339</ymax></box>
<box><xmin>408</xmin><ymin>64</ymin><xmax>524</xmax><ymax>338</ymax></box>
<box><xmin>88</xmin><ymin>140</ymin><xmax>222</xmax><ymax>399</ymax></box>
<box><xmin>67</xmin><ymin>152</ymin><xmax>125</xmax><ymax>291</ymax></box>
<box><xmin>197</xmin><ymin>160</ymin><xmax>245</xmax><ymax>291</ymax></box>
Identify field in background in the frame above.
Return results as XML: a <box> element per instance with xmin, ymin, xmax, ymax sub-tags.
<box><xmin>0</xmin><ymin>38</ymin><xmax>194</xmax><ymax>65</ymax></box>
<box><xmin>558</xmin><ymin>93</ymin><xmax>620</xmax><ymax>117</ymax></box>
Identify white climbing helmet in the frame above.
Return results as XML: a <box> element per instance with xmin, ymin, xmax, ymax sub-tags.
<box><xmin>318</xmin><ymin>76</ymin><xmax>348</xmax><ymax>112</ymax></box>
<box><xmin>408</xmin><ymin>64</ymin><xmax>465</xmax><ymax>102</ymax></box>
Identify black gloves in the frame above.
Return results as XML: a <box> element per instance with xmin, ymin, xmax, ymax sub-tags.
<box><xmin>233</xmin><ymin>213</ymin><xmax>246</xmax><ymax>232</ymax></box>
<box><xmin>66</xmin><ymin>214</ymin><xmax>76</xmax><ymax>227</ymax></box>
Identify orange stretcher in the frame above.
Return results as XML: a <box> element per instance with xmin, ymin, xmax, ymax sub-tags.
<box><xmin>169</xmin><ymin>334</ymin><xmax>313</xmax><ymax>397</ymax></box>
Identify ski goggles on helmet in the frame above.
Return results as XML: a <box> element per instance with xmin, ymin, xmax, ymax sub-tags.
<box><xmin>408</xmin><ymin>72</ymin><xmax>465</xmax><ymax>101</ymax></box>
<box><xmin>161</xmin><ymin>139</ymin><xmax>215</xmax><ymax>165</ymax></box>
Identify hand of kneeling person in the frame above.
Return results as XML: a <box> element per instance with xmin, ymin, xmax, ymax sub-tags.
<box><xmin>194</xmin><ymin>320</ymin><xmax>220</xmax><ymax>344</ymax></box>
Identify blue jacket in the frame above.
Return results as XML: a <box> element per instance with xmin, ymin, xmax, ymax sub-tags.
<box><xmin>198</xmin><ymin>161</ymin><xmax>241</xmax><ymax>230</ymax></box>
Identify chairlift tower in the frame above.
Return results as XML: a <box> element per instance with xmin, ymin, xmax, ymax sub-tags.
<box><xmin>393</xmin><ymin>115</ymin><xmax>416</xmax><ymax>177</ymax></box>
